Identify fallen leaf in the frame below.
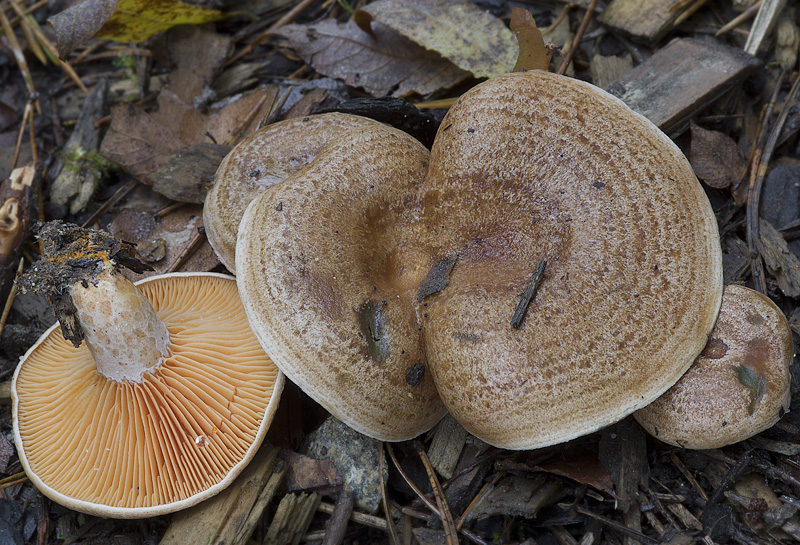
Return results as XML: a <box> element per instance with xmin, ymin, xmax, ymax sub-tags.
<box><xmin>99</xmin><ymin>27</ymin><xmax>271</xmax><ymax>180</ymax></box>
<box><xmin>48</xmin><ymin>0</ymin><xmax>116</xmax><ymax>59</ymax></box>
<box><xmin>49</xmin><ymin>0</ymin><xmax>226</xmax><ymax>59</ymax></box>
<box><xmin>358</xmin><ymin>0</ymin><xmax>517</xmax><ymax>78</ymax></box>
<box><xmin>689</xmin><ymin>121</ymin><xmax>747</xmax><ymax>189</ymax></box>
<box><xmin>276</xmin><ymin>19</ymin><xmax>470</xmax><ymax>97</ymax></box>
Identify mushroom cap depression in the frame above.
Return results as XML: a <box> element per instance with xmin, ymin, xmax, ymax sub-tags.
<box><xmin>635</xmin><ymin>285</ymin><xmax>793</xmax><ymax>449</ymax></box>
<box><xmin>204</xmin><ymin>113</ymin><xmax>384</xmax><ymax>272</ymax></box>
<box><xmin>12</xmin><ymin>273</ymin><xmax>283</xmax><ymax>517</ymax></box>
<box><xmin>236</xmin><ymin>70</ymin><xmax>723</xmax><ymax>449</ymax></box>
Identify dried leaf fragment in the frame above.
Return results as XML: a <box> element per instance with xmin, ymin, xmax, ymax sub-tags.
<box><xmin>48</xmin><ymin>0</ymin><xmax>226</xmax><ymax>59</ymax></box>
<box><xmin>276</xmin><ymin>19</ymin><xmax>470</xmax><ymax>97</ymax></box>
<box><xmin>510</xmin><ymin>8</ymin><xmax>549</xmax><ymax>72</ymax></box>
<box><xmin>358</xmin><ymin>0</ymin><xmax>517</xmax><ymax>78</ymax></box>
<box><xmin>689</xmin><ymin>121</ymin><xmax>747</xmax><ymax>189</ymax></box>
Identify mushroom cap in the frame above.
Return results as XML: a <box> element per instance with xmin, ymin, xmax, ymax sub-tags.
<box><xmin>12</xmin><ymin>272</ymin><xmax>283</xmax><ymax>518</ymax></box>
<box><xmin>420</xmin><ymin>70</ymin><xmax>723</xmax><ymax>449</ymax></box>
<box><xmin>236</xmin><ymin>123</ymin><xmax>446</xmax><ymax>441</ymax></box>
<box><xmin>634</xmin><ymin>285</ymin><xmax>793</xmax><ymax>449</ymax></box>
<box><xmin>204</xmin><ymin>113</ymin><xmax>385</xmax><ymax>272</ymax></box>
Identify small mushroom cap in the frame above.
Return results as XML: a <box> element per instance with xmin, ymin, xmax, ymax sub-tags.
<box><xmin>204</xmin><ymin>113</ymin><xmax>385</xmax><ymax>272</ymax></box>
<box><xmin>634</xmin><ymin>285</ymin><xmax>793</xmax><ymax>449</ymax></box>
<box><xmin>12</xmin><ymin>273</ymin><xmax>283</xmax><ymax>517</ymax></box>
<box><xmin>236</xmin><ymin>124</ymin><xmax>445</xmax><ymax>441</ymax></box>
<box><xmin>421</xmin><ymin>70</ymin><xmax>723</xmax><ymax>449</ymax></box>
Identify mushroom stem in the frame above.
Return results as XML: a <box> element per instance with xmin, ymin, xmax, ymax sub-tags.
<box><xmin>69</xmin><ymin>262</ymin><xmax>169</xmax><ymax>382</ymax></box>
<box><xmin>16</xmin><ymin>221</ymin><xmax>171</xmax><ymax>383</ymax></box>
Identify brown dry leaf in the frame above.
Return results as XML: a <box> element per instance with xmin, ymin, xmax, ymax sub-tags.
<box><xmin>276</xmin><ymin>19</ymin><xmax>470</xmax><ymax>97</ymax></box>
<box><xmin>689</xmin><ymin>121</ymin><xmax>747</xmax><ymax>189</ymax></box>
<box><xmin>100</xmin><ymin>26</ymin><xmax>269</xmax><ymax>179</ymax></box>
<box><xmin>358</xmin><ymin>0</ymin><xmax>517</xmax><ymax>78</ymax></box>
<box><xmin>48</xmin><ymin>0</ymin><xmax>116</xmax><ymax>59</ymax></box>
<box><xmin>280</xmin><ymin>450</ymin><xmax>343</xmax><ymax>494</ymax></box>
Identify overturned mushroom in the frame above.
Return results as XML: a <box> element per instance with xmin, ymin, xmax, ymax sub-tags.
<box><xmin>12</xmin><ymin>222</ymin><xmax>283</xmax><ymax>517</ymax></box>
<box><xmin>235</xmin><ymin>70</ymin><xmax>723</xmax><ymax>449</ymax></box>
<box><xmin>635</xmin><ymin>285</ymin><xmax>793</xmax><ymax>449</ymax></box>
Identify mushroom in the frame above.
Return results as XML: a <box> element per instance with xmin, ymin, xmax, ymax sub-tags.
<box><xmin>236</xmin><ymin>123</ymin><xmax>445</xmax><ymax>441</ymax></box>
<box><xmin>12</xmin><ymin>222</ymin><xmax>283</xmax><ymax>517</ymax></box>
<box><xmin>234</xmin><ymin>70</ymin><xmax>723</xmax><ymax>449</ymax></box>
<box><xmin>634</xmin><ymin>285</ymin><xmax>793</xmax><ymax>449</ymax></box>
<box><xmin>204</xmin><ymin>113</ymin><xmax>385</xmax><ymax>272</ymax></box>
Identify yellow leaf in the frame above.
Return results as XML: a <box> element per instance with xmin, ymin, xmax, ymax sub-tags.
<box><xmin>95</xmin><ymin>0</ymin><xmax>225</xmax><ymax>43</ymax></box>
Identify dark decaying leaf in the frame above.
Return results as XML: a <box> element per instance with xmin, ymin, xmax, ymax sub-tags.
<box><xmin>358</xmin><ymin>0</ymin><xmax>517</xmax><ymax>78</ymax></box>
<box><xmin>48</xmin><ymin>0</ymin><xmax>117</xmax><ymax>59</ymax></box>
<box><xmin>276</xmin><ymin>19</ymin><xmax>470</xmax><ymax>97</ymax></box>
<box><xmin>689</xmin><ymin>120</ymin><xmax>747</xmax><ymax>189</ymax></box>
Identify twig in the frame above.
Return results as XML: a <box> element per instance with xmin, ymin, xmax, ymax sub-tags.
<box><xmin>0</xmin><ymin>259</ymin><xmax>24</xmax><ymax>339</ymax></box>
<box><xmin>511</xmin><ymin>260</ymin><xmax>546</xmax><ymax>328</ymax></box>
<box><xmin>322</xmin><ymin>488</ymin><xmax>354</xmax><ymax>545</ymax></box>
<box><xmin>672</xmin><ymin>0</ymin><xmax>707</xmax><ymax>27</ymax></box>
<box><xmin>167</xmin><ymin>227</ymin><xmax>207</xmax><ymax>273</ymax></box>
<box><xmin>10</xmin><ymin>99</ymin><xmax>34</xmax><ymax>171</ymax></box>
<box><xmin>747</xmin><ymin>71</ymin><xmax>800</xmax><ymax>294</ymax></box>
<box><xmin>385</xmin><ymin>444</ymin><xmax>488</xmax><ymax>545</ymax></box>
<box><xmin>556</xmin><ymin>0</ymin><xmax>600</xmax><ymax>75</ymax></box>
<box><xmin>456</xmin><ymin>471</ymin><xmax>504</xmax><ymax>531</ymax></box>
<box><xmin>80</xmin><ymin>178</ymin><xmax>138</xmax><ymax>229</ymax></box>
<box><xmin>8</xmin><ymin>0</ymin><xmax>87</xmax><ymax>93</ymax></box>
<box><xmin>416</xmin><ymin>443</ymin><xmax>459</xmax><ymax>545</ymax></box>
<box><xmin>716</xmin><ymin>0</ymin><xmax>762</xmax><ymax>37</ymax></box>
<box><xmin>573</xmin><ymin>505</ymin><xmax>660</xmax><ymax>545</ymax></box>
<box><xmin>227</xmin><ymin>0</ymin><xmax>316</xmax><ymax>66</ymax></box>
<box><xmin>378</xmin><ymin>442</ymin><xmax>402</xmax><ymax>545</ymax></box>
<box><xmin>668</xmin><ymin>452</ymin><xmax>710</xmax><ymax>502</ymax></box>
<box><xmin>0</xmin><ymin>6</ymin><xmax>40</xmax><ymax>114</ymax></box>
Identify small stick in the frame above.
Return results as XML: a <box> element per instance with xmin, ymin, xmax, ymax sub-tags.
<box><xmin>378</xmin><ymin>443</ymin><xmax>402</xmax><ymax>545</ymax></box>
<box><xmin>321</xmin><ymin>488</ymin><xmax>354</xmax><ymax>545</ymax></box>
<box><xmin>556</xmin><ymin>0</ymin><xmax>600</xmax><ymax>75</ymax></box>
<box><xmin>80</xmin><ymin>178</ymin><xmax>138</xmax><ymax>228</ymax></box>
<box><xmin>511</xmin><ymin>260</ymin><xmax>546</xmax><ymax>328</ymax></box>
<box><xmin>168</xmin><ymin>227</ymin><xmax>207</xmax><ymax>273</ymax></box>
<box><xmin>416</xmin><ymin>444</ymin><xmax>458</xmax><ymax>545</ymax></box>
<box><xmin>385</xmin><ymin>444</ymin><xmax>488</xmax><ymax>545</ymax></box>
<box><xmin>716</xmin><ymin>0</ymin><xmax>762</xmax><ymax>36</ymax></box>
<box><xmin>0</xmin><ymin>259</ymin><xmax>24</xmax><ymax>338</ymax></box>
<box><xmin>672</xmin><ymin>0</ymin><xmax>707</xmax><ymax>27</ymax></box>
<box><xmin>226</xmin><ymin>0</ymin><xmax>316</xmax><ymax>66</ymax></box>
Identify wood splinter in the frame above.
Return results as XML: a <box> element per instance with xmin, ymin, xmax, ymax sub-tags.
<box><xmin>511</xmin><ymin>260</ymin><xmax>547</xmax><ymax>328</ymax></box>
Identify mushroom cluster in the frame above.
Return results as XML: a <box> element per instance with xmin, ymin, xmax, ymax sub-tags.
<box><xmin>209</xmin><ymin>69</ymin><xmax>728</xmax><ymax>450</ymax></box>
<box><xmin>12</xmin><ymin>222</ymin><xmax>283</xmax><ymax>517</ymax></box>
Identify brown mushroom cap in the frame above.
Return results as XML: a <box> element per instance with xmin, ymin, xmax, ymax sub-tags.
<box><xmin>419</xmin><ymin>70</ymin><xmax>722</xmax><ymax>449</ymax></box>
<box><xmin>204</xmin><ymin>113</ymin><xmax>385</xmax><ymax>272</ymax></box>
<box><xmin>236</xmin><ymin>70</ymin><xmax>723</xmax><ymax>449</ymax></box>
<box><xmin>236</xmin><ymin>124</ymin><xmax>445</xmax><ymax>441</ymax></box>
<box><xmin>634</xmin><ymin>285</ymin><xmax>793</xmax><ymax>449</ymax></box>
<box><xmin>12</xmin><ymin>273</ymin><xmax>283</xmax><ymax>517</ymax></box>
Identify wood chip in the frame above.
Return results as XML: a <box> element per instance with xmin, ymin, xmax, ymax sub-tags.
<box><xmin>606</xmin><ymin>38</ymin><xmax>761</xmax><ymax>135</ymax></box>
<box><xmin>598</xmin><ymin>0</ymin><xmax>684</xmax><ymax>43</ymax></box>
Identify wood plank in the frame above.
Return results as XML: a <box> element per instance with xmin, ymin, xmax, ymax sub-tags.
<box><xmin>598</xmin><ymin>0</ymin><xmax>683</xmax><ymax>44</ymax></box>
<box><xmin>605</xmin><ymin>38</ymin><xmax>762</xmax><ymax>135</ymax></box>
